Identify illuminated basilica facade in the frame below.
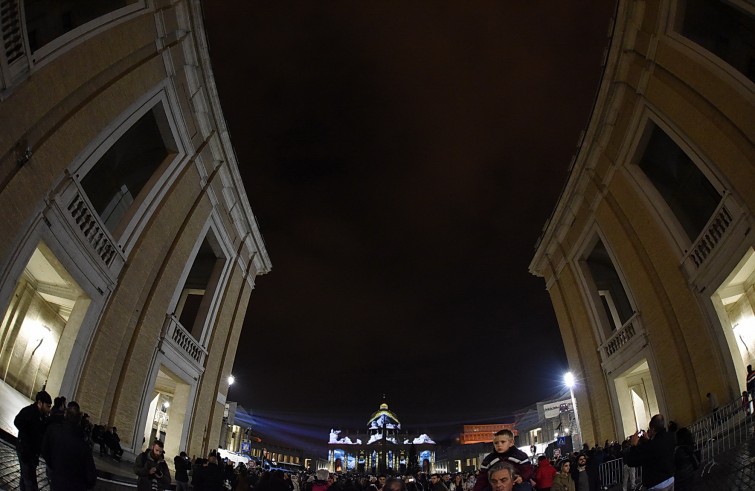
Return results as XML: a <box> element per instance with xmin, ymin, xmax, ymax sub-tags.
<box><xmin>0</xmin><ymin>0</ymin><xmax>270</xmax><ymax>459</ymax></box>
<box><xmin>327</xmin><ymin>403</ymin><xmax>437</xmax><ymax>474</ymax></box>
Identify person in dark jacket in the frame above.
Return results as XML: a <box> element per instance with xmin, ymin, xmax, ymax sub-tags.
<box><xmin>570</xmin><ymin>453</ymin><xmax>598</xmax><ymax>491</ymax></box>
<box><xmin>474</xmin><ymin>430</ymin><xmax>533</xmax><ymax>491</ymax></box>
<box><xmin>673</xmin><ymin>427</ymin><xmax>698</xmax><ymax>491</ymax></box>
<box><xmin>41</xmin><ymin>401</ymin><xmax>97</xmax><ymax>490</ymax></box>
<box><xmin>134</xmin><ymin>440</ymin><xmax>172</xmax><ymax>490</ymax></box>
<box><xmin>429</xmin><ymin>474</ymin><xmax>449</xmax><ymax>491</ymax></box>
<box><xmin>174</xmin><ymin>451</ymin><xmax>191</xmax><ymax>491</ymax></box>
<box><xmin>107</xmin><ymin>426</ymin><xmax>124</xmax><ymax>460</ymax></box>
<box><xmin>623</xmin><ymin>414</ymin><xmax>676</xmax><ymax>491</ymax></box>
<box><xmin>404</xmin><ymin>474</ymin><xmax>424</xmax><ymax>491</ymax></box>
<box><xmin>269</xmin><ymin>470</ymin><xmax>293</xmax><ymax>491</ymax></box>
<box><xmin>194</xmin><ymin>455</ymin><xmax>225</xmax><ymax>491</ymax></box>
<box><xmin>235</xmin><ymin>466</ymin><xmax>252</xmax><ymax>491</ymax></box>
<box><xmin>473</xmin><ymin>429</ymin><xmax>534</xmax><ymax>491</ymax></box>
<box><xmin>385</xmin><ymin>478</ymin><xmax>408</xmax><ymax>491</ymax></box>
<box><xmin>48</xmin><ymin>397</ymin><xmax>67</xmax><ymax>426</ymax></box>
<box><xmin>487</xmin><ymin>462</ymin><xmax>517</xmax><ymax>491</ymax></box>
<box><xmin>225</xmin><ymin>461</ymin><xmax>239</xmax><ymax>490</ymax></box>
<box><xmin>192</xmin><ymin>458</ymin><xmax>207</xmax><ymax>488</ymax></box>
<box><xmin>100</xmin><ymin>426</ymin><xmax>113</xmax><ymax>456</ymax></box>
<box><xmin>14</xmin><ymin>390</ymin><xmax>53</xmax><ymax>491</ymax></box>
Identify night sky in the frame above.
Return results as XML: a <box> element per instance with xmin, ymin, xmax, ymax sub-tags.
<box><xmin>202</xmin><ymin>1</ymin><xmax>615</xmax><ymax>451</ymax></box>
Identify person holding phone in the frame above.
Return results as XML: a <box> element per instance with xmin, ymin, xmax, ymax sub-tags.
<box><xmin>623</xmin><ymin>415</ymin><xmax>675</xmax><ymax>491</ymax></box>
<box><xmin>134</xmin><ymin>440</ymin><xmax>172</xmax><ymax>490</ymax></box>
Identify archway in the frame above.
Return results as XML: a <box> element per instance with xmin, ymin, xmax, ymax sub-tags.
<box><xmin>0</xmin><ymin>242</ymin><xmax>89</xmax><ymax>405</ymax></box>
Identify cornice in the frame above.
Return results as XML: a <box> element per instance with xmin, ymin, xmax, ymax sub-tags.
<box><xmin>529</xmin><ymin>0</ymin><xmax>630</xmax><ymax>278</ymax></box>
<box><xmin>184</xmin><ymin>0</ymin><xmax>272</xmax><ymax>275</ymax></box>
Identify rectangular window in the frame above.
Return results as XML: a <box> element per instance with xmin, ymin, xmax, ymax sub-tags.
<box><xmin>679</xmin><ymin>0</ymin><xmax>755</xmax><ymax>82</ymax></box>
<box><xmin>23</xmin><ymin>0</ymin><xmax>139</xmax><ymax>53</ymax></box>
<box><xmin>175</xmin><ymin>233</ymin><xmax>227</xmax><ymax>340</ymax></box>
<box><xmin>80</xmin><ymin>103</ymin><xmax>177</xmax><ymax>235</ymax></box>
<box><xmin>585</xmin><ymin>239</ymin><xmax>633</xmax><ymax>334</ymax></box>
<box><xmin>638</xmin><ymin>125</ymin><xmax>721</xmax><ymax>242</ymax></box>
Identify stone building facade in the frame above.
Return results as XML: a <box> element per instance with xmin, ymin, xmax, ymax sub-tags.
<box><xmin>0</xmin><ymin>0</ymin><xmax>270</xmax><ymax>460</ymax></box>
<box><xmin>530</xmin><ymin>0</ymin><xmax>754</xmax><ymax>445</ymax></box>
<box><xmin>458</xmin><ymin>423</ymin><xmax>516</xmax><ymax>444</ymax></box>
<box><xmin>328</xmin><ymin>403</ymin><xmax>437</xmax><ymax>474</ymax></box>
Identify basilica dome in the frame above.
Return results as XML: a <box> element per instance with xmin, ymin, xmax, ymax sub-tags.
<box><xmin>367</xmin><ymin>402</ymin><xmax>401</xmax><ymax>430</ymax></box>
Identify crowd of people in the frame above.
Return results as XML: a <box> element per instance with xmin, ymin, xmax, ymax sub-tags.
<box><xmin>13</xmin><ymin>390</ymin><xmax>97</xmax><ymax>490</ymax></box>
<box><xmin>12</xmin><ymin>390</ymin><xmax>700</xmax><ymax>491</ymax></box>
<box><xmin>13</xmin><ymin>390</ymin><xmax>132</xmax><ymax>490</ymax></box>
<box><xmin>155</xmin><ymin>418</ymin><xmax>694</xmax><ymax>491</ymax></box>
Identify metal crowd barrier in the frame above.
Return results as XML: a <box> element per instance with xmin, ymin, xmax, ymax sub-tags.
<box><xmin>597</xmin><ymin>392</ymin><xmax>753</xmax><ymax>487</ymax></box>
<box><xmin>687</xmin><ymin>391</ymin><xmax>753</xmax><ymax>475</ymax></box>
<box><xmin>597</xmin><ymin>457</ymin><xmax>622</xmax><ymax>489</ymax></box>
<box><xmin>597</xmin><ymin>457</ymin><xmax>641</xmax><ymax>490</ymax></box>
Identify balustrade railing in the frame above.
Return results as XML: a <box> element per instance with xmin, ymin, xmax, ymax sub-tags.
<box><xmin>48</xmin><ymin>173</ymin><xmax>125</xmax><ymax>279</ymax></box>
<box><xmin>600</xmin><ymin>313</ymin><xmax>641</xmax><ymax>359</ymax></box>
<box><xmin>684</xmin><ymin>193</ymin><xmax>736</xmax><ymax>270</ymax></box>
<box><xmin>163</xmin><ymin>314</ymin><xmax>207</xmax><ymax>367</ymax></box>
<box><xmin>66</xmin><ymin>190</ymin><xmax>119</xmax><ymax>267</ymax></box>
<box><xmin>0</xmin><ymin>0</ymin><xmax>29</xmax><ymax>91</ymax></box>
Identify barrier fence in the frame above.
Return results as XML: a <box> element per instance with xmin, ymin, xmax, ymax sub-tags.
<box><xmin>597</xmin><ymin>392</ymin><xmax>753</xmax><ymax>488</ymax></box>
<box><xmin>687</xmin><ymin>391</ymin><xmax>753</xmax><ymax>475</ymax></box>
<box><xmin>597</xmin><ymin>457</ymin><xmax>641</xmax><ymax>490</ymax></box>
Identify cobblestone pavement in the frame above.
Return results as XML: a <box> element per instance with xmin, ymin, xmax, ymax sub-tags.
<box><xmin>0</xmin><ymin>439</ymin><xmax>49</xmax><ymax>490</ymax></box>
<box><xmin>0</xmin><ymin>436</ymin><xmax>139</xmax><ymax>490</ymax></box>
<box><xmin>689</xmin><ymin>436</ymin><xmax>755</xmax><ymax>491</ymax></box>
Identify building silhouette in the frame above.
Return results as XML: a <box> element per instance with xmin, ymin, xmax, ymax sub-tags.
<box><xmin>0</xmin><ymin>0</ymin><xmax>270</xmax><ymax>460</ymax></box>
<box><xmin>530</xmin><ymin>0</ymin><xmax>754</xmax><ymax>444</ymax></box>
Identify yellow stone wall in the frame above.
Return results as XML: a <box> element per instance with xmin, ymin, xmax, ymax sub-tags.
<box><xmin>188</xmin><ymin>254</ymin><xmax>254</xmax><ymax>456</ymax></box>
<box><xmin>0</xmin><ymin>1</ymin><xmax>270</xmax><ymax>455</ymax></box>
<box><xmin>531</xmin><ymin>0</ymin><xmax>755</xmax><ymax>443</ymax></box>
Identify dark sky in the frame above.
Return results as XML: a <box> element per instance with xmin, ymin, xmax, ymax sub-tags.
<box><xmin>202</xmin><ymin>1</ymin><xmax>615</xmax><ymax>451</ymax></box>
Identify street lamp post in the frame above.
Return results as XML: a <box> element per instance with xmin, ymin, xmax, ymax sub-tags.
<box><xmin>564</xmin><ymin>371</ymin><xmax>582</xmax><ymax>451</ymax></box>
<box><xmin>221</xmin><ymin>375</ymin><xmax>235</xmax><ymax>450</ymax></box>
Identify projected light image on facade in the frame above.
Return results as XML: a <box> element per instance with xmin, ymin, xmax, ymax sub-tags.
<box><xmin>327</xmin><ymin>402</ymin><xmax>436</xmax><ymax>473</ymax></box>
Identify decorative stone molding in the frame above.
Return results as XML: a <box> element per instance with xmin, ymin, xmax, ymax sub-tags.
<box><xmin>599</xmin><ymin>312</ymin><xmax>643</xmax><ymax>362</ymax></box>
<box><xmin>48</xmin><ymin>172</ymin><xmax>126</xmax><ymax>282</ymax></box>
<box><xmin>162</xmin><ymin>314</ymin><xmax>208</xmax><ymax>369</ymax></box>
<box><xmin>683</xmin><ymin>192</ymin><xmax>740</xmax><ymax>272</ymax></box>
<box><xmin>0</xmin><ymin>0</ymin><xmax>29</xmax><ymax>94</ymax></box>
